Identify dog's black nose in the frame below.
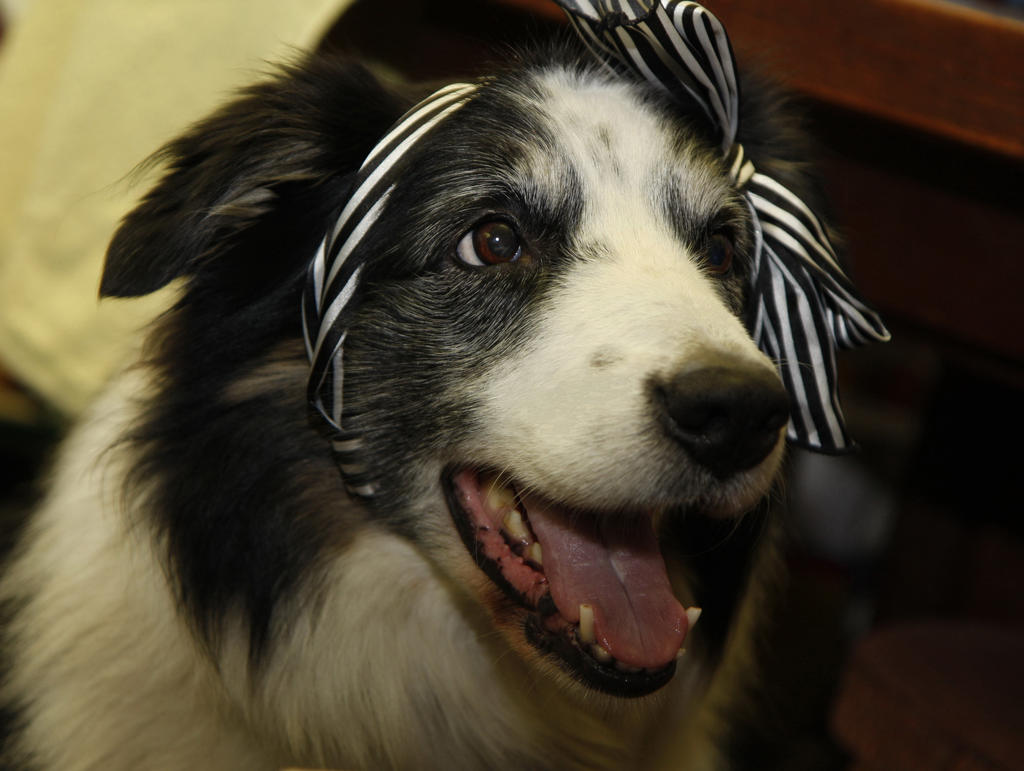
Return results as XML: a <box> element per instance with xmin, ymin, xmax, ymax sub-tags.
<box><xmin>656</xmin><ymin>358</ymin><xmax>790</xmax><ymax>479</ymax></box>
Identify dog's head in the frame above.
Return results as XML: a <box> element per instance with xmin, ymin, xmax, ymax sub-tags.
<box><xmin>102</xmin><ymin>49</ymin><xmax>831</xmax><ymax>701</ymax></box>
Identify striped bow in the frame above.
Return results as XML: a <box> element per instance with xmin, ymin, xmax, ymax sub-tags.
<box><xmin>555</xmin><ymin>0</ymin><xmax>890</xmax><ymax>452</ymax></box>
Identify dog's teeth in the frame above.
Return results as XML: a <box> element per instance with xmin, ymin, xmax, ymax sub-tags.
<box><xmin>615</xmin><ymin>661</ymin><xmax>642</xmax><ymax>673</ymax></box>
<box><xmin>526</xmin><ymin>542</ymin><xmax>543</xmax><ymax>566</ymax></box>
<box><xmin>578</xmin><ymin>603</ymin><xmax>595</xmax><ymax>645</ymax></box>
<box><xmin>591</xmin><ymin>644</ymin><xmax>613</xmax><ymax>663</ymax></box>
<box><xmin>502</xmin><ymin>509</ymin><xmax>531</xmax><ymax>542</ymax></box>
<box><xmin>685</xmin><ymin>607</ymin><xmax>702</xmax><ymax>632</ymax></box>
<box><xmin>484</xmin><ymin>479</ymin><xmax>517</xmax><ymax>511</ymax></box>
<box><xmin>676</xmin><ymin>647</ymin><xmax>687</xmax><ymax>660</ymax></box>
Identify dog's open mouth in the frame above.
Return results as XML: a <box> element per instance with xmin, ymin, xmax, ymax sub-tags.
<box><xmin>444</xmin><ymin>468</ymin><xmax>700</xmax><ymax>698</ymax></box>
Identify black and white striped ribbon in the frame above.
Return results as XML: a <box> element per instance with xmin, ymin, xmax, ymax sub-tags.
<box><xmin>304</xmin><ymin>0</ymin><xmax>890</xmax><ymax>499</ymax></box>
<box><xmin>554</xmin><ymin>0</ymin><xmax>890</xmax><ymax>451</ymax></box>
<box><xmin>302</xmin><ymin>83</ymin><xmax>477</xmax><ymax>497</ymax></box>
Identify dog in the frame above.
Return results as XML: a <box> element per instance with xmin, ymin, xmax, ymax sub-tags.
<box><xmin>0</xmin><ymin>40</ymin><xmax>842</xmax><ymax>770</ymax></box>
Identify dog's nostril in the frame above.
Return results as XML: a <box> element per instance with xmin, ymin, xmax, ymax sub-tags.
<box><xmin>656</xmin><ymin>361</ymin><xmax>790</xmax><ymax>479</ymax></box>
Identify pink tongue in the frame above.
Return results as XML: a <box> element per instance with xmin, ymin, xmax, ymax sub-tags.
<box><xmin>521</xmin><ymin>492</ymin><xmax>686</xmax><ymax>669</ymax></box>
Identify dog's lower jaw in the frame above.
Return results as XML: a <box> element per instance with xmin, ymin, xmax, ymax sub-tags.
<box><xmin>444</xmin><ymin>467</ymin><xmax>698</xmax><ymax>697</ymax></box>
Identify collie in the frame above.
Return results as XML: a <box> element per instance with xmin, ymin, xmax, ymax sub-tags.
<box><xmin>0</xmin><ymin>39</ymin><xmax>861</xmax><ymax>769</ymax></box>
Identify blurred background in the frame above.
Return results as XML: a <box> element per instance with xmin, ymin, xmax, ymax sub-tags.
<box><xmin>1</xmin><ymin>1</ymin><xmax>1022</xmax><ymax>768</ymax></box>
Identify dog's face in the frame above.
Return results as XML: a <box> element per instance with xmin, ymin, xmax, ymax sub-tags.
<box><xmin>102</xmin><ymin>54</ymin><xmax>795</xmax><ymax>705</ymax></box>
<box><xmin>337</xmin><ymin>66</ymin><xmax>788</xmax><ymax>696</ymax></box>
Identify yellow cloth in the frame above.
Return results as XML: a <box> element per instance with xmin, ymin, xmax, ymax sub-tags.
<box><xmin>0</xmin><ymin>0</ymin><xmax>349</xmax><ymax>416</ymax></box>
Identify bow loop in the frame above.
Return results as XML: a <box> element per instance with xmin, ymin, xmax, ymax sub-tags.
<box><xmin>555</xmin><ymin>1</ymin><xmax>740</xmax><ymax>152</ymax></box>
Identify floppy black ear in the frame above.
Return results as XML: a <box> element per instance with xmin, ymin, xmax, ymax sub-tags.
<box><xmin>100</xmin><ymin>56</ymin><xmax>408</xmax><ymax>298</ymax></box>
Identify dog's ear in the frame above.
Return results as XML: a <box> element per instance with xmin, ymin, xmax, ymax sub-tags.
<box><xmin>100</xmin><ymin>57</ymin><xmax>408</xmax><ymax>298</ymax></box>
<box><xmin>735</xmin><ymin>75</ymin><xmax>834</xmax><ymax>228</ymax></box>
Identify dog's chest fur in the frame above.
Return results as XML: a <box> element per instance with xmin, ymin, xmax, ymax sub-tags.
<box><xmin>0</xmin><ymin>52</ymin><xmax>805</xmax><ymax>770</ymax></box>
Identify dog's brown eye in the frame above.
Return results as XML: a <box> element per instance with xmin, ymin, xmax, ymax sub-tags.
<box><xmin>706</xmin><ymin>233</ymin><xmax>734</xmax><ymax>275</ymax></box>
<box><xmin>457</xmin><ymin>220</ymin><xmax>524</xmax><ymax>266</ymax></box>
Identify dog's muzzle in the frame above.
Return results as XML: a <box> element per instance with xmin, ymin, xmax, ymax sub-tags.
<box><xmin>442</xmin><ymin>351</ymin><xmax>788</xmax><ymax>697</ymax></box>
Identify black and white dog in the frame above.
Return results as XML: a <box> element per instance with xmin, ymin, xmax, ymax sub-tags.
<box><xmin>1</xmin><ymin>37</ymin><xmax>846</xmax><ymax>770</ymax></box>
